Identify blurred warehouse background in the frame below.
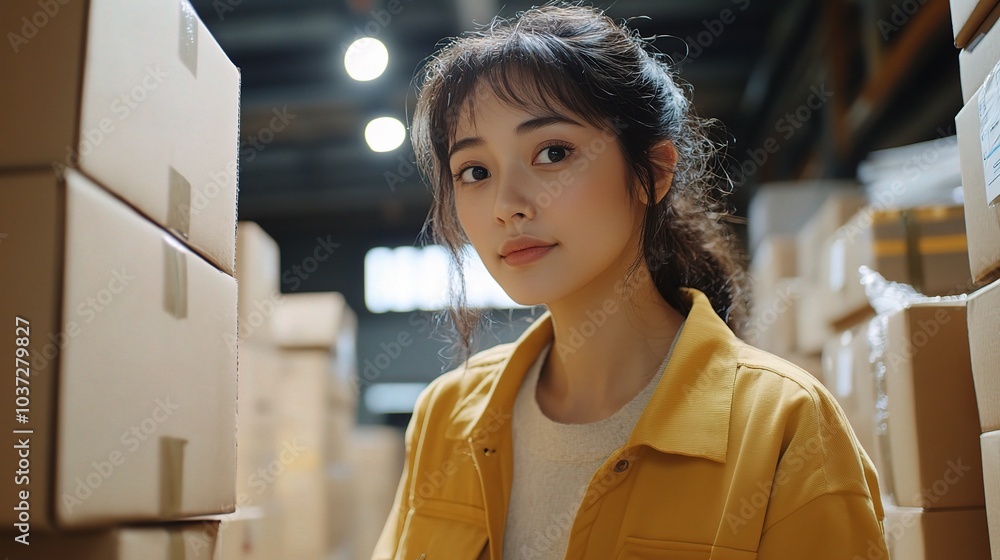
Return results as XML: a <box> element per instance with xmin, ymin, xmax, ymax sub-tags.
<box><xmin>188</xmin><ymin>0</ymin><xmax>962</xmax><ymax>422</ymax></box>
<box><xmin>4</xmin><ymin>0</ymin><xmax>999</xmax><ymax>558</ymax></box>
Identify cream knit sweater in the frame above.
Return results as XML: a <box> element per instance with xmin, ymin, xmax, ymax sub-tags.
<box><xmin>501</xmin><ymin>321</ymin><xmax>685</xmax><ymax>560</ymax></box>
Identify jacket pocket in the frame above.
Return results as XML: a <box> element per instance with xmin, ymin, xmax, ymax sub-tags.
<box><xmin>615</xmin><ymin>538</ymin><xmax>757</xmax><ymax>560</ymax></box>
<box><xmin>394</xmin><ymin>500</ymin><xmax>489</xmax><ymax>560</ymax></box>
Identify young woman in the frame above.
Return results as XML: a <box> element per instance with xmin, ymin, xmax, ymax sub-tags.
<box><xmin>373</xmin><ymin>4</ymin><xmax>888</xmax><ymax>559</ymax></box>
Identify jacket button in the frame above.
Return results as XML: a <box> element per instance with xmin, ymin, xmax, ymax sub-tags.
<box><xmin>613</xmin><ymin>459</ymin><xmax>629</xmax><ymax>473</ymax></box>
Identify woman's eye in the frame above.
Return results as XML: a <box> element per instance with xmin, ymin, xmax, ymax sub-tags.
<box><xmin>535</xmin><ymin>145</ymin><xmax>570</xmax><ymax>164</ymax></box>
<box><xmin>459</xmin><ymin>166</ymin><xmax>490</xmax><ymax>182</ymax></box>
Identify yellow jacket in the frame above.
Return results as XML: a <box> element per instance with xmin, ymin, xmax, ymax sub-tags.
<box><xmin>372</xmin><ymin>288</ymin><xmax>888</xmax><ymax>559</ymax></box>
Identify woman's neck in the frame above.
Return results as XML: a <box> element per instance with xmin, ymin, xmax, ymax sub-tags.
<box><xmin>537</xmin><ymin>267</ymin><xmax>686</xmax><ymax>424</ymax></box>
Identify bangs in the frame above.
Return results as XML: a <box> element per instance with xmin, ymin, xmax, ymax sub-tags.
<box><xmin>432</xmin><ymin>35</ymin><xmax>617</xmax><ymax>150</ymax></box>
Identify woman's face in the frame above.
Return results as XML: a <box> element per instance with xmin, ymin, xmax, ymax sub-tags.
<box><xmin>448</xmin><ymin>88</ymin><xmax>646</xmax><ymax>307</ymax></box>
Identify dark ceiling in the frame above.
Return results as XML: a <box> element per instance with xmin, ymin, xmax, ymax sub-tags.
<box><xmin>188</xmin><ymin>0</ymin><xmax>961</xmax><ymax>243</ymax></box>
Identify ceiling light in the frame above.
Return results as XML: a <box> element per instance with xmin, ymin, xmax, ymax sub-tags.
<box><xmin>345</xmin><ymin>37</ymin><xmax>388</xmax><ymax>81</ymax></box>
<box><xmin>365</xmin><ymin>117</ymin><xmax>405</xmax><ymax>152</ymax></box>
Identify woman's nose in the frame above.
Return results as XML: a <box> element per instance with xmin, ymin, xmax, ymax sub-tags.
<box><xmin>493</xmin><ymin>167</ymin><xmax>535</xmax><ymax>225</ymax></box>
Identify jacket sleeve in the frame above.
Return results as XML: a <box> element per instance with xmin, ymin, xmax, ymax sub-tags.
<box><xmin>370</xmin><ymin>381</ymin><xmax>434</xmax><ymax>560</ymax></box>
<box><xmin>757</xmin><ymin>378</ymin><xmax>890</xmax><ymax>560</ymax></box>
<box><xmin>756</xmin><ymin>492</ymin><xmax>889</xmax><ymax>559</ymax></box>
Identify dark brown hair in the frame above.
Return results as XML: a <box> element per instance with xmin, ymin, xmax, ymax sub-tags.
<box><xmin>411</xmin><ymin>2</ymin><xmax>749</xmax><ymax>364</ymax></box>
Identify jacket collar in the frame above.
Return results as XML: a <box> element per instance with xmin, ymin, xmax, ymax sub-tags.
<box><xmin>444</xmin><ymin>287</ymin><xmax>739</xmax><ymax>463</ymax></box>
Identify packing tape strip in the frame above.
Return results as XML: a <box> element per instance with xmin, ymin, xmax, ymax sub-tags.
<box><xmin>160</xmin><ymin>436</ymin><xmax>187</xmax><ymax>518</ymax></box>
<box><xmin>168</xmin><ymin>167</ymin><xmax>191</xmax><ymax>241</ymax></box>
<box><xmin>164</xmin><ymin>238</ymin><xmax>188</xmax><ymax>319</ymax></box>
<box><xmin>168</xmin><ymin>528</ymin><xmax>185</xmax><ymax>560</ymax></box>
<box><xmin>179</xmin><ymin>1</ymin><xmax>198</xmax><ymax>77</ymax></box>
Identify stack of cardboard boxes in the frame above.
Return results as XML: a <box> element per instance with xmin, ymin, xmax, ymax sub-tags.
<box><xmin>954</xmin><ymin>3</ymin><xmax>1000</xmax><ymax>554</ymax></box>
<box><xmin>748</xmin><ymin>142</ymin><xmax>991</xmax><ymax>557</ymax></box>
<box><xmin>235</xmin><ymin>223</ymin><xmax>372</xmax><ymax>559</ymax></box>
<box><xmin>0</xmin><ymin>0</ymin><xmax>247</xmax><ymax>556</ymax></box>
<box><xmin>745</xmin><ymin>182</ymin><xmax>865</xmax><ymax>382</ymax></box>
<box><xmin>271</xmin><ymin>291</ymin><xmax>360</xmax><ymax>560</ymax></box>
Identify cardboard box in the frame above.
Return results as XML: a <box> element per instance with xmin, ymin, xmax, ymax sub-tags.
<box><xmin>348</xmin><ymin>426</ymin><xmax>404</xmax><ymax>560</ymax></box>
<box><xmin>796</xmin><ymin>191</ymin><xmax>868</xmax><ymax>284</ymax></box>
<box><xmin>982</xmin><ymin>431</ymin><xmax>1000</xmax><ymax>560</ymax></box>
<box><xmin>326</xmin><ymin>462</ymin><xmax>358</xmax><ymax>552</ymax></box>
<box><xmin>952</xmin><ymin>0</ymin><xmax>1000</xmax><ymax>48</ymax></box>
<box><xmin>275</xmin><ymin>469</ymin><xmax>328</xmax><ymax>560</ymax></box>
<box><xmin>883</xmin><ymin>502</ymin><xmax>991</xmax><ymax>559</ymax></box>
<box><xmin>794</xmin><ymin>282</ymin><xmax>831</xmax><ymax>354</ymax></box>
<box><xmin>236</xmin><ymin>222</ymin><xmax>281</xmax><ymax>347</ymax></box>
<box><xmin>272</xmin><ymin>292</ymin><xmax>355</xmax><ymax>349</ymax></box>
<box><xmin>0</xmin><ymin>518</ymin><xmax>224</xmax><ymax>559</ymax></box>
<box><xmin>0</xmin><ymin>169</ymin><xmax>237</xmax><ymax>529</ymax></box>
<box><xmin>275</xmin><ymin>350</ymin><xmax>333</xmax><ymax>469</ymax></box>
<box><xmin>821</xmin><ymin>205</ymin><xmax>971</xmax><ymax>327</ymax></box>
<box><xmin>211</xmin><ymin>506</ymin><xmax>280</xmax><ymax>560</ymax></box>
<box><xmin>0</xmin><ymin>0</ymin><xmax>241</xmax><ymax>274</ymax></box>
<box><xmin>746</xmin><ymin>180</ymin><xmax>859</xmax><ymax>254</ymax></box>
<box><xmin>969</xmin><ymin>279</ymin><xmax>1000</xmax><ymax>432</ymax></box>
<box><xmin>961</xmin><ymin>2</ymin><xmax>1000</xmax><ymax>102</ymax></box>
<box><xmin>749</xmin><ymin>277</ymin><xmax>801</xmax><ymax>357</ymax></box>
<box><xmin>235</xmin><ymin>345</ymin><xmax>279</xmax><ymax>505</ymax></box>
<box><xmin>956</xmin><ymin>87</ymin><xmax>1000</xmax><ymax>284</ymax></box>
<box><xmin>822</xmin><ymin>325</ymin><xmax>880</xmax><ymax>464</ymax></box>
<box><xmin>749</xmin><ymin>236</ymin><xmax>797</xmax><ymax>295</ymax></box>
<box><xmin>876</xmin><ymin>302</ymin><xmax>985</xmax><ymax>509</ymax></box>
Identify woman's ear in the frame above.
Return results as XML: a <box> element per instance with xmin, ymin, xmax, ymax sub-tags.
<box><xmin>649</xmin><ymin>140</ymin><xmax>678</xmax><ymax>204</ymax></box>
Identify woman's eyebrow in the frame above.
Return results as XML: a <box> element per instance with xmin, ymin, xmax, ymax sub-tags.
<box><xmin>449</xmin><ymin>115</ymin><xmax>585</xmax><ymax>159</ymax></box>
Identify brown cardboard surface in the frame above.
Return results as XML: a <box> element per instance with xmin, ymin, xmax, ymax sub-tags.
<box><xmin>883</xmin><ymin>503</ymin><xmax>991</xmax><ymax>560</ymax></box>
<box><xmin>822</xmin><ymin>205</ymin><xmax>971</xmax><ymax>327</ymax></box>
<box><xmin>326</xmin><ymin>462</ymin><xmax>358</xmax><ymax>552</ymax></box>
<box><xmin>274</xmin><ymin>469</ymin><xmax>328</xmax><ymax>560</ymax></box>
<box><xmin>0</xmin><ymin>0</ymin><xmax>240</xmax><ymax>275</ymax></box>
<box><xmin>347</xmin><ymin>426</ymin><xmax>404</xmax><ymax>560</ymax></box>
<box><xmin>749</xmin><ymin>277</ymin><xmax>801</xmax><ymax>357</ymax></box>
<box><xmin>749</xmin><ymin>235</ymin><xmax>797</xmax><ymax>296</ymax></box>
<box><xmin>952</xmin><ymin>0</ymin><xmax>1000</xmax><ymax>47</ymax></box>
<box><xmin>968</xmin><ymin>279</ymin><xmax>1000</xmax><ymax>432</ymax></box>
<box><xmin>794</xmin><ymin>281</ymin><xmax>832</xmax><ymax>354</ymax></box>
<box><xmin>274</xmin><ymin>349</ymin><xmax>337</xmax><ymax>469</ymax></box>
<box><xmin>235</xmin><ymin>344</ymin><xmax>279</xmax><ymax>506</ymax></box>
<box><xmin>796</xmin><ymin>191</ymin><xmax>867</xmax><ymax>284</ymax></box>
<box><xmin>0</xmin><ymin>169</ymin><xmax>237</xmax><ymax>530</ymax></box>
<box><xmin>271</xmin><ymin>292</ymin><xmax>353</xmax><ymax>350</ymax></box>
<box><xmin>956</xmin><ymin>88</ymin><xmax>1000</xmax><ymax>284</ymax></box>
<box><xmin>0</xmin><ymin>519</ymin><xmax>222</xmax><ymax>559</ymax></box>
<box><xmin>879</xmin><ymin>303</ymin><xmax>986</xmax><ymax>508</ymax></box>
<box><xmin>235</xmin><ymin>222</ymin><xmax>281</xmax><ymax>348</ymax></box>
<box><xmin>962</xmin><ymin>1</ymin><xmax>1000</xmax><ymax>102</ymax></box>
<box><xmin>822</xmin><ymin>325</ymin><xmax>880</xmax><ymax>468</ymax></box>
<box><xmin>982</xmin><ymin>431</ymin><xmax>1000</xmax><ymax>560</ymax></box>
